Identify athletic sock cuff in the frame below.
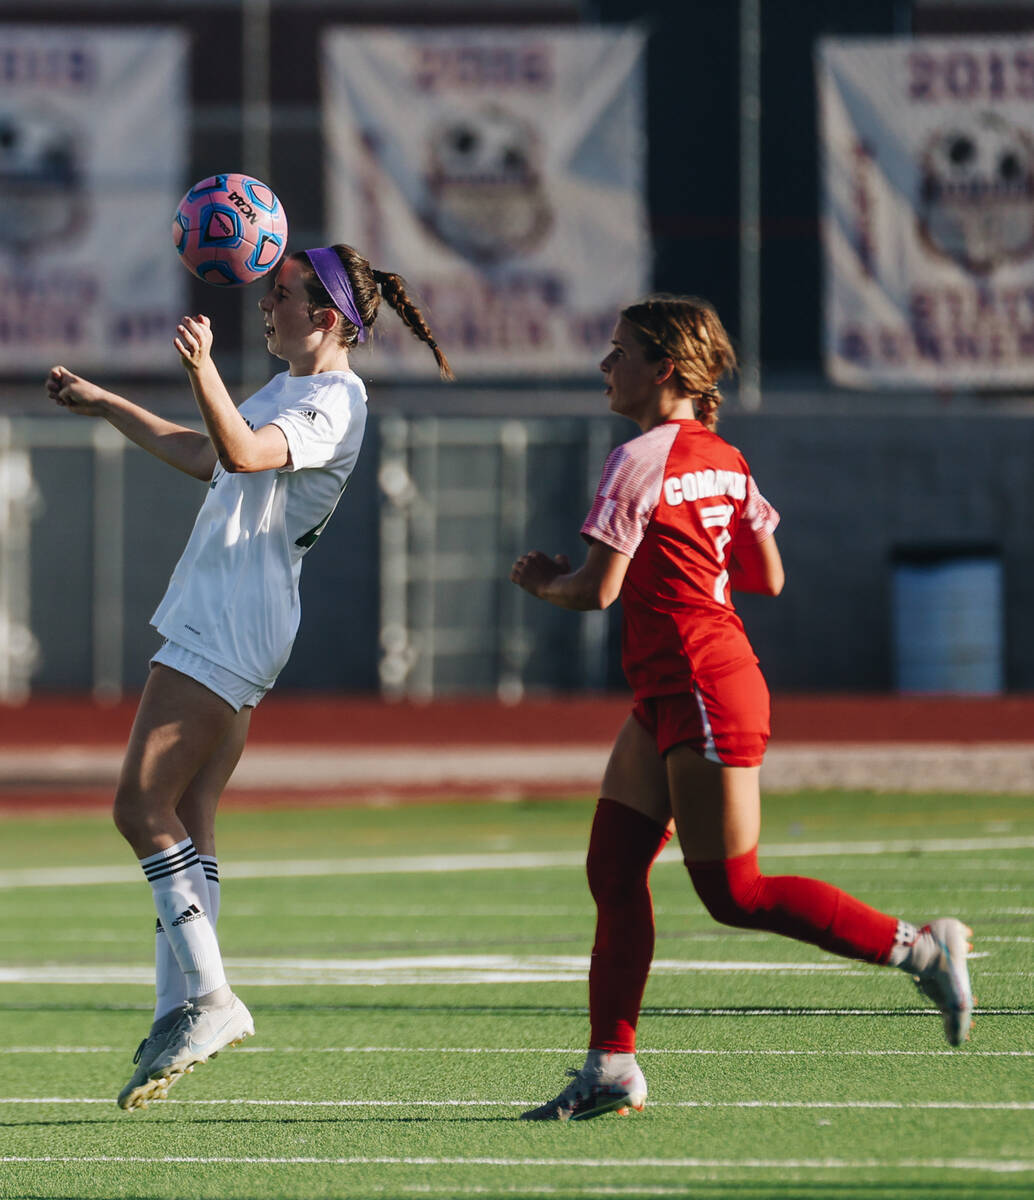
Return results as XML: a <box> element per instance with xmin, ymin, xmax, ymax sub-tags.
<box><xmin>199</xmin><ymin>855</ymin><xmax>220</xmax><ymax>885</ymax></box>
<box><xmin>140</xmin><ymin>838</ymin><xmax>200</xmax><ymax>883</ymax></box>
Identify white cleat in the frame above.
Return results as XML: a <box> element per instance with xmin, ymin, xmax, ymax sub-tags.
<box><xmin>912</xmin><ymin>918</ymin><xmax>974</xmax><ymax>1046</ymax></box>
<box><xmin>520</xmin><ymin>1054</ymin><xmax>647</xmax><ymax>1122</ymax></box>
<box><xmin>117</xmin><ymin>1006</ymin><xmax>188</xmax><ymax>1111</ymax></box>
<box><xmin>147</xmin><ymin>993</ymin><xmax>254</xmax><ymax>1086</ymax></box>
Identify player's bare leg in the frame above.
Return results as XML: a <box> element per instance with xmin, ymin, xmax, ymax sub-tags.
<box><xmin>599</xmin><ymin>714</ymin><xmax>673</xmax><ymax>829</ymax></box>
<box><xmin>120</xmin><ymin>707</ymin><xmax>256</xmax><ymax>1111</ymax></box>
<box><xmin>153</xmin><ymin>708</ymin><xmax>252</xmax><ymax>1017</ymax></box>
<box><xmin>175</xmin><ymin>704</ymin><xmax>252</xmax><ymax>856</ymax></box>
<box><xmin>114</xmin><ymin>667</ymin><xmax>253</xmax><ymax>1109</ymax></box>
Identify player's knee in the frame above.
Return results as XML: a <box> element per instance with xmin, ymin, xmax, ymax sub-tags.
<box><xmin>112</xmin><ymin>787</ymin><xmax>163</xmax><ymax>848</ymax></box>
<box><xmin>112</xmin><ymin>790</ymin><xmax>137</xmax><ymax>841</ymax></box>
<box><xmin>113</xmin><ymin>805</ymin><xmax>148</xmax><ymax>849</ymax></box>
<box><xmin>686</xmin><ymin>850</ymin><xmax>765</xmax><ymax>928</ymax></box>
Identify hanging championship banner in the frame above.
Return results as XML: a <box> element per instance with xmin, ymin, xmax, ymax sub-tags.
<box><xmin>0</xmin><ymin>26</ymin><xmax>188</xmax><ymax>373</ymax></box>
<box><xmin>321</xmin><ymin>27</ymin><xmax>649</xmax><ymax>378</ymax></box>
<box><xmin>817</xmin><ymin>35</ymin><xmax>1034</xmax><ymax>388</ymax></box>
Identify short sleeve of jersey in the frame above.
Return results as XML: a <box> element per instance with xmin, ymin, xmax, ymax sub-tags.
<box><xmin>271</xmin><ymin>375</ymin><xmax>365</xmax><ymax>473</ymax></box>
<box><xmin>733</xmin><ymin>476</ymin><xmax>780</xmax><ymax>545</ymax></box>
<box><xmin>580</xmin><ymin>424</ymin><xmax>679</xmax><ymax>557</ymax></box>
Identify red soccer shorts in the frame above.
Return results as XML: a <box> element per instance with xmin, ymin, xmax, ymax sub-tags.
<box><xmin>632</xmin><ymin>661</ymin><xmax>770</xmax><ymax>767</ymax></box>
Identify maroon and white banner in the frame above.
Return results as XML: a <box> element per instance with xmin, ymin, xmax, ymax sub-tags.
<box><xmin>321</xmin><ymin>27</ymin><xmax>649</xmax><ymax>378</ymax></box>
<box><xmin>817</xmin><ymin>35</ymin><xmax>1034</xmax><ymax>388</ymax></box>
<box><xmin>0</xmin><ymin>27</ymin><xmax>188</xmax><ymax>374</ymax></box>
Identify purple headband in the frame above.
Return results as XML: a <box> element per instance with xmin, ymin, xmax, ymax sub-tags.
<box><xmin>304</xmin><ymin>247</ymin><xmax>367</xmax><ymax>342</ymax></box>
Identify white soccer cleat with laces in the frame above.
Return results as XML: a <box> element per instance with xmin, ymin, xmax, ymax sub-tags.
<box><xmin>520</xmin><ymin>1053</ymin><xmax>647</xmax><ymax>1121</ymax></box>
<box><xmin>912</xmin><ymin>918</ymin><xmax>974</xmax><ymax>1046</ymax></box>
<box><xmin>146</xmin><ymin>992</ymin><xmax>254</xmax><ymax>1085</ymax></box>
<box><xmin>117</xmin><ymin>1005</ymin><xmax>188</xmax><ymax>1111</ymax></box>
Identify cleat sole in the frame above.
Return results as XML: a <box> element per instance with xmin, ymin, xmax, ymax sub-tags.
<box><xmin>118</xmin><ymin>1074</ymin><xmax>171</xmax><ymax>1113</ymax></box>
<box><xmin>569</xmin><ymin>1093</ymin><xmax>645</xmax><ymax>1122</ymax></box>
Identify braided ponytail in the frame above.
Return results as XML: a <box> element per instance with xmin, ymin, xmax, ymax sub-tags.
<box><xmin>372</xmin><ymin>269</ymin><xmax>453</xmax><ymax>380</ymax></box>
<box><xmin>291</xmin><ymin>246</ymin><xmax>453</xmax><ymax>379</ymax></box>
<box><xmin>693</xmin><ymin>384</ymin><xmax>722</xmax><ymax>433</ymax></box>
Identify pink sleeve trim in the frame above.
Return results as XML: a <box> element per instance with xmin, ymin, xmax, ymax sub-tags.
<box><xmin>738</xmin><ymin>476</ymin><xmax>780</xmax><ymax>542</ymax></box>
<box><xmin>580</xmin><ymin>425</ymin><xmax>678</xmax><ymax>556</ymax></box>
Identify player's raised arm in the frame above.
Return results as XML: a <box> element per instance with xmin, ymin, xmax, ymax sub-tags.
<box><xmin>174</xmin><ymin>313</ymin><xmax>289</xmax><ymax>474</ymax></box>
<box><xmin>46</xmin><ymin>365</ymin><xmax>217</xmax><ymax>481</ymax></box>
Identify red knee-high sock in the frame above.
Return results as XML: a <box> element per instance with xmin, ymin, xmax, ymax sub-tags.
<box><xmin>686</xmin><ymin>848</ymin><xmax>897</xmax><ymax>964</ymax></box>
<box><xmin>587</xmin><ymin>798</ymin><xmax>673</xmax><ymax>1052</ymax></box>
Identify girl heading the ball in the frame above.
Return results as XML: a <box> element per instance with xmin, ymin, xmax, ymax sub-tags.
<box><xmin>46</xmin><ymin>243</ymin><xmax>450</xmax><ymax>1112</ymax></box>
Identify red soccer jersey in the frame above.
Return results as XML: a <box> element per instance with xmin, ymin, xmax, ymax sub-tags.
<box><xmin>580</xmin><ymin>419</ymin><xmax>779</xmax><ymax>700</ymax></box>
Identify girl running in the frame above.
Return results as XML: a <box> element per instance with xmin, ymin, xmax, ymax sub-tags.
<box><xmin>510</xmin><ymin>294</ymin><xmax>972</xmax><ymax>1121</ymax></box>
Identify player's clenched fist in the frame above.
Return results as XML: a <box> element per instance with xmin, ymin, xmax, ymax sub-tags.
<box><xmin>511</xmin><ymin>551</ymin><xmax>571</xmax><ymax>597</ymax></box>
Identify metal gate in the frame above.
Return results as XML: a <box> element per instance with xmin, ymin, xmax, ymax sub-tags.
<box><xmin>377</xmin><ymin>415</ymin><xmax>618</xmax><ymax>700</ymax></box>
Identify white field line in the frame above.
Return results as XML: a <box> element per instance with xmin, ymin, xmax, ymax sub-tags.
<box><xmin>644</xmin><ymin>1007</ymin><xmax>1032</xmax><ymax>1016</ymax></box>
<box><xmin>3</xmin><ymin>1153</ymin><xmax>1034</xmax><ymax>1173</ymax></box>
<box><xmin>0</xmin><ymin>949</ymin><xmax>991</xmax><ymax>987</ymax></box>
<box><xmin>4</xmin><ymin>1097</ymin><xmax>1034</xmax><ymax>1112</ymax></box>
<box><xmin>0</xmin><ymin>956</ymin><xmax>884</xmax><ymax>986</ymax></box>
<box><xmin>5</xmin><ymin>1046</ymin><xmax>1034</xmax><ymax>1057</ymax></box>
<box><xmin>0</xmin><ymin>919</ymin><xmax>1028</xmax><ymax>938</ymax></box>
<box><xmin>1</xmin><ymin>834</ymin><xmax>1032</xmax><ymax>890</ymax></box>
<box><xmin>3</xmin><ymin>925</ymin><xmax>1027</xmax><ymax>949</ymax></box>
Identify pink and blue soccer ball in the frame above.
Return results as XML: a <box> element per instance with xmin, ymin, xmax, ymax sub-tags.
<box><xmin>173</xmin><ymin>173</ymin><xmax>287</xmax><ymax>286</ymax></box>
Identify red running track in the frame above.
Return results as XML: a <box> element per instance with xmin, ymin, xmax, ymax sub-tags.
<box><xmin>1</xmin><ymin>692</ymin><xmax>1034</xmax><ymax>747</ymax></box>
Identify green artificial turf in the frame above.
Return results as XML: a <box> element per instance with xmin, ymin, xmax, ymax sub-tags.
<box><xmin>0</xmin><ymin>791</ymin><xmax>1031</xmax><ymax>1199</ymax></box>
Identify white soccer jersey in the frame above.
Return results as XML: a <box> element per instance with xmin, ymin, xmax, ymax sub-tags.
<box><xmin>151</xmin><ymin>369</ymin><xmax>368</xmax><ymax>687</ymax></box>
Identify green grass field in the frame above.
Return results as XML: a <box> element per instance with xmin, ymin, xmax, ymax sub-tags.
<box><xmin>1</xmin><ymin>789</ymin><xmax>1032</xmax><ymax>1200</ymax></box>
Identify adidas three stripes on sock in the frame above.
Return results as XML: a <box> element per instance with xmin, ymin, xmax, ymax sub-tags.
<box><xmin>140</xmin><ymin>839</ymin><xmax>226</xmax><ymax>1006</ymax></box>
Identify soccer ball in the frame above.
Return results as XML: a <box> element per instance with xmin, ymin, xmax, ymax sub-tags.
<box><xmin>172</xmin><ymin>173</ymin><xmax>288</xmax><ymax>286</ymax></box>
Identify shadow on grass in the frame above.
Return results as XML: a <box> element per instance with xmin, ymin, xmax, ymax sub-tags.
<box><xmin>162</xmin><ymin>1113</ymin><xmax>518</xmax><ymax>1123</ymax></box>
<box><xmin>3</xmin><ymin>1114</ymin><xmax>517</xmax><ymax>1128</ymax></box>
<box><xmin>8</xmin><ymin>999</ymin><xmax>1027</xmax><ymax>1013</ymax></box>
<box><xmin>3</xmin><ymin>1002</ymin><xmax>1032</xmax><ymax>1026</ymax></box>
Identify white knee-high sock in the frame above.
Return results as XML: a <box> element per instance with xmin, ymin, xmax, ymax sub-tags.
<box><xmin>153</xmin><ymin>854</ymin><xmax>221</xmax><ymax>1020</ymax></box>
<box><xmin>201</xmin><ymin>855</ymin><xmax>221</xmax><ymax>925</ymax></box>
<box><xmin>141</xmin><ymin>840</ymin><xmax>226</xmax><ymax>1004</ymax></box>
